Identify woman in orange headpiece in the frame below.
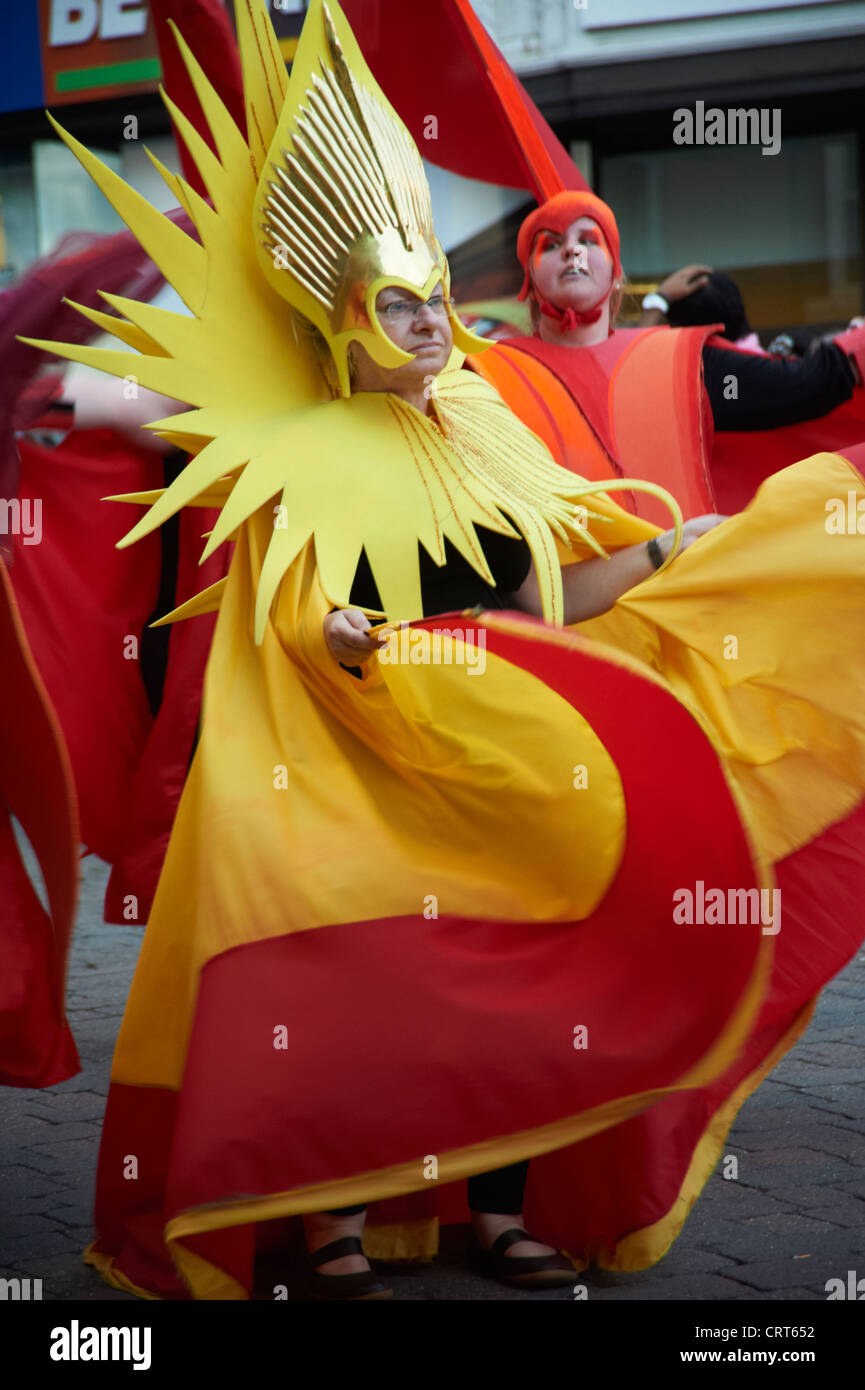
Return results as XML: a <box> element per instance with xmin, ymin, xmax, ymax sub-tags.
<box><xmin>471</xmin><ymin>189</ymin><xmax>865</xmax><ymax>520</ymax></box>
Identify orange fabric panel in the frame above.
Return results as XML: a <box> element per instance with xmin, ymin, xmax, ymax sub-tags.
<box><xmin>609</xmin><ymin>329</ymin><xmax>717</xmax><ymax>527</ymax></box>
<box><xmin>468</xmin><ymin>346</ymin><xmax>619</xmax><ymax>483</ymax></box>
<box><xmin>486</xmin><ymin>327</ymin><xmax>717</xmax><ymax>525</ymax></box>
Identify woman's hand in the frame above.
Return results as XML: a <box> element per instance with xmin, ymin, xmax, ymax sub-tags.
<box><xmin>656</xmin><ymin>512</ymin><xmax>728</xmax><ymax>562</ymax></box>
<box><xmin>657</xmin><ymin>264</ymin><xmax>713</xmax><ymax>304</ymax></box>
<box><xmin>640</xmin><ymin>265</ymin><xmax>713</xmax><ymax>324</ymax></box>
<box><xmin>323</xmin><ymin>608</ymin><xmax>387</xmax><ymax>667</ymax></box>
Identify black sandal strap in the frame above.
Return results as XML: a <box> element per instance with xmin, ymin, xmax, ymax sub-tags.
<box><xmin>309</xmin><ymin>1235</ymin><xmax>365</xmax><ymax>1267</ymax></box>
<box><xmin>489</xmin><ymin>1227</ymin><xmax>531</xmax><ymax>1258</ymax></box>
<box><xmin>484</xmin><ymin>1228</ymin><xmax>574</xmax><ymax>1274</ymax></box>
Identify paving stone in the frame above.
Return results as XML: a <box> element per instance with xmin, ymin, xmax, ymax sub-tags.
<box><xmin>736</xmin><ymin>1082</ymin><xmax>801</xmax><ymax>1110</ymax></box>
<box><xmin>20</xmin><ymin>1120</ymin><xmax>100</xmax><ymax>1144</ymax></box>
<box><xmin>34</xmin><ymin>1074</ymin><xmax>103</xmax><ymax>1095</ymax></box>
<box><xmin>584</xmin><ymin>1274</ymin><xmax>754</xmax><ymax>1300</ymax></box>
<box><xmin>5</xmin><ymin>1197</ymin><xmax>75</xmax><ymax>1221</ymax></box>
<box><xmin>0</xmin><ymin>1212</ymin><xmax>70</xmax><ymax>1241</ymax></box>
<box><xmin>25</xmin><ymin>1095</ymin><xmax>107</xmax><ymax>1124</ymax></box>
<box><xmin>758</xmin><ymin>1286</ymin><xmax>824</xmax><ymax>1300</ymax></box>
<box><xmin>732</xmin><ymin>1257</ymin><xmax>860</xmax><ymax>1292</ymax></box>
<box><xmin>57</xmin><ymin>1226</ymin><xmax>99</xmax><ymax>1249</ymax></box>
<box><xmin>47</xmin><ymin>1205</ymin><xmax>95</xmax><ymax>1230</ymax></box>
<box><xmin>2</xmin><ymin>1115</ymin><xmax>61</xmax><ymax>1143</ymax></box>
<box><xmin>728</xmin><ymin>1107</ymin><xmax>827</xmax><ymax>1132</ymax></box>
<box><xmin>793</xmin><ymin>1043</ymin><xmax>865</xmax><ymax>1067</ymax></box>
<box><xmin>0</xmin><ymin>1255</ymin><xmax>134</xmax><ymax>1302</ymax></box>
<box><xmin>73</xmin><ymin>1056</ymin><xmax>117</xmax><ymax>1074</ymax></box>
<box><xmin>769</xmin><ymin>1065</ymin><xmax>864</xmax><ymax>1086</ymax></box>
<box><xmin>420</xmin><ymin>1270</ymin><xmax>569</xmax><ymax>1300</ymax></box>
<box><xmin>650</xmin><ymin>1246</ymin><xmax>742</xmax><ymax>1277</ymax></box>
<box><xmin>761</xmin><ymin>1184</ymin><xmax>865</xmax><ymax>1213</ymax></box>
<box><xmin>701</xmin><ymin>1214</ymin><xmax>861</xmax><ymax>1263</ymax></box>
<box><xmin>589</xmin><ymin>1268</ymin><xmax>659</xmax><ymax>1289</ymax></box>
<box><xmin>804</xmin><ymin>1200</ymin><xmax>865</xmax><ymax>1228</ymax></box>
<box><xmin>728</xmin><ymin>1151</ymin><xmax>861</xmax><ymax>1190</ymax></box>
<box><xmin>703</xmin><ymin>1182</ymin><xmax>797</xmax><ymax>1219</ymax></box>
<box><xmin>796</xmin><ymin>1126</ymin><xmax>865</xmax><ymax>1163</ymax></box>
<box><xmin>19</xmin><ymin>1139</ymin><xmax>98</xmax><ymax>1179</ymax></box>
<box><xmin>0</xmin><ymin>1165</ymin><xmax>68</xmax><ymax>1201</ymax></box>
<box><xmin>795</xmin><ymin>1085</ymin><xmax>865</xmax><ymax>1117</ymax></box>
<box><xmin>809</xmin><ymin>1106</ymin><xmax>865</xmax><ymax>1135</ymax></box>
<box><xmin>0</xmin><ymin>1231</ymin><xmax>84</xmax><ymax>1260</ymax></box>
<box><xmin>64</xmin><ymin>1002</ymin><xmax>126</xmax><ymax>1015</ymax></box>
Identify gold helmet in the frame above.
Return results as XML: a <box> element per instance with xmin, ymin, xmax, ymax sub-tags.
<box><xmin>253</xmin><ymin>0</ymin><xmax>486</xmax><ymax>397</ymax></box>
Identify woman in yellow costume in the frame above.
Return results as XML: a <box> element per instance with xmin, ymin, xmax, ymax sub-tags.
<box><xmin>27</xmin><ymin>0</ymin><xmax>865</xmax><ymax>1300</ymax></box>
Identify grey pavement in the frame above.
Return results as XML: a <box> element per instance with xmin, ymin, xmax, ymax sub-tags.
<box><xmin>1</xmin><ymin>851</ymin><xmax>864</xmax><ymax>1302</ymax></box>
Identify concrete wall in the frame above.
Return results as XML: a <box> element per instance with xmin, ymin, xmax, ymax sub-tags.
<box><xmin>481</xmin><ymin>0</ymin><xmax>865</xmax><ymax>73</ymax></box>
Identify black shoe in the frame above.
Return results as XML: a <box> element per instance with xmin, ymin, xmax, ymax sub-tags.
<box><xmin>307</xmin><ymin>1236</ymin><xmax>393</xmax><ymax>1300</ymax></box>
<box><xmin>469</xmin><ymin>1226</ymin><xmax>577</xmax><ymax>1289</ymax></box>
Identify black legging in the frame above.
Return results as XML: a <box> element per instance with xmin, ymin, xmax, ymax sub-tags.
<box><xmin>327</xmin><ymin>1159</ymin><xmax>529</xmax><ymax>1217</ymax></box>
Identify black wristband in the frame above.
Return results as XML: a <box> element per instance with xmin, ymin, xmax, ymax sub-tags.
<box><xmin>647</xmin><ymin>536</ymin><xmax>665</xmax><ymax>570</ymax></box>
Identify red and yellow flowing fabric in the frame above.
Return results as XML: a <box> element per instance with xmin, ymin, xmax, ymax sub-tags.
<box><xmin>84</xmin><ymin>441</ymin><xmax>865</xmax><ymax>1297</ymax></box>
<box><xmin>0</xmin><ymin>557</ymin><xmax>79</xmax><ymax>1087</ymax></box>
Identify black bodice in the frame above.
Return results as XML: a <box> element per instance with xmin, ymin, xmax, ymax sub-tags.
<box><xmin>349</xmin><ymin>523</ymin><xmax>533</xmax><ymax>619</ymax></box>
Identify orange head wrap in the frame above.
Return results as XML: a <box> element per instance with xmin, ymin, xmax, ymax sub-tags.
<box><xmin>516</xmin><ymin>191</ymin><xmax>622</xmax><ymax>331</ymax></box>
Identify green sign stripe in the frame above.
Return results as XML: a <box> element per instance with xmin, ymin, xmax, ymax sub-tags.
<box><xmin>56</xmin><ymin>58</ymin><xmax>163</xmax><ymax>94</ymax></box>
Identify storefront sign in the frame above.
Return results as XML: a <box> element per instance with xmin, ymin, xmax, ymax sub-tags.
<box><xmin>39</xmin><ymin>0</ymin><xmax>162</xmax><ymax>104</ymax></box>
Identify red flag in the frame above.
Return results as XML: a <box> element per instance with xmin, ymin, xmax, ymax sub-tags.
<box><xmin>341</xmin><ymin>0</ymin><xmax>588</xmax><ymax>199</ymax></box>
<box><xmin>149</xmin><ymin>0</ymin><xmax>245</xmax><ymax>198</ymax></box>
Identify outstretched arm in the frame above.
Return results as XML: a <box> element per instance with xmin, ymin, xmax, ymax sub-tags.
<box><xmin>61</xmin><ymin>366</ymin><xmax>182</xmax><ymax>454</ymax></box>
<box><xmin>510</xmin><ymin>515</ymin><xmax>727</xmax><ymax>625</ymax></box>
<box><xmin>704</xmin><ymin>342</ymin><xmax>857</xmax><ymax>432</ymax></box>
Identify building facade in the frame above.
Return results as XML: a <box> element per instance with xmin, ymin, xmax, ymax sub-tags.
<box><xmin>482</xmin><ymin>0</ymin><xmax>865</xmax><ymax>332</ymax></box>
<box><xmin>0</xmin><ymin>1</ymin><xmax>306</xmax><ymax>283</ymax></box>
<box><xmin>2</xmin><ymin>2</ymin><xmax>863</xmax><ymax>335</ymax></box>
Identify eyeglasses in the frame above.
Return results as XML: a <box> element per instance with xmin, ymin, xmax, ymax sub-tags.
<box><xmin>377</xmin><ymin>293</ymin><xmax>454</xmax><ymax>322</ymax></box>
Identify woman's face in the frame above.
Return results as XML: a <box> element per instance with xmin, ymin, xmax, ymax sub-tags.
<box><xmin>529</xmin><ymin>217</ymin><xmax>614</xmax><ymax>313</ymax></box>
<box><xmin>350</xmin><ymin>281</ymin><xmax>453</xmax><ymax>399</ymax></box>
<box><xmin>374</xmin><ymin>281</ymin><xmax>453</xmax><ymax>372</ymax></box>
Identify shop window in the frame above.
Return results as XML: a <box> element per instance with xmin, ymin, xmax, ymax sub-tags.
<box><xmin>601</xmin><ymin>132</ymin><xmax>861</xmax><ymax>332</ymax></box>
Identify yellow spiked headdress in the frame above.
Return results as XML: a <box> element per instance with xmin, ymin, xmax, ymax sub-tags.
<box><xmin>254</xmin><ymin>0</ymin><xmax>485</xmax><ymax>396</ymax></box>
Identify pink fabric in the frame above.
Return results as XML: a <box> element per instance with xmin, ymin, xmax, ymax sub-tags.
<box><xmin>733</xmin><ymin>331</ymin><xmax>767</xmax><ymax>356</ymax></box>
<box><xmin>834</xmin><ymin>324</ymin><xmax>865</xmax><ymax>385</ymax></box>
